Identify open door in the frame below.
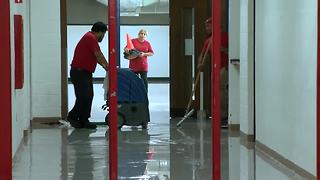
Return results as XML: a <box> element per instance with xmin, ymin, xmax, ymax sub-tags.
<box><xmin>169</xmin><ymin>0</ymin><xmax>210</xmax><ymax>118</ymax></box>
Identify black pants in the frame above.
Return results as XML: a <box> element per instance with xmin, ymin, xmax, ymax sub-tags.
<box><xmin>135</xmin><ymin>71</ymin><xmax>148</xmax><ymax>92</ymax></box>
<box><xmin>68</xmin><ymin>67</ymin><xmax>93</xmax><ymax>124</ymax></box>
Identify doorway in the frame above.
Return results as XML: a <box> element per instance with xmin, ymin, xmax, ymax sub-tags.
<box><xmin>65</xmin><ymin>1</ymin><xmax>170</xmax><ymax>124</ymax></box>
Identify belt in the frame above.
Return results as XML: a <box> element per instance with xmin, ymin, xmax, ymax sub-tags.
<box><xmin>72</xmin><ymin>67</ymin><xmax>91</xmax><ymax>73</ymax></box>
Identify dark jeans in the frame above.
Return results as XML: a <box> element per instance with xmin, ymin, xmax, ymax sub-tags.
<box><xmin>68</xmin><ymin>67</ymin><xmax>93</xmax><ymax>124</ymax></box>
<box><xmin>134</xmin><ymin>71</ymin><xmax>148</xmax><ymax>92</ymax></box>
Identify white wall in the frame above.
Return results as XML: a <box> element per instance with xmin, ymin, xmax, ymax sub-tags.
<box><xmin>255</xmin><ymin>0</ymin><xmax>317</xmax><ymax>175</ymax></box>
<box><xmin>228</xmin><ymin>0</ymin><xmax>241</xmax><ymax>125</ymax></box>
<box><xmin>11</xmin><ymin>1</ymin><xmax>32</xmax><ymax>156</ymax></box>
<box><xmin>11</xmin><ymin>0</ymin><xmax>62</xmax><ymax>157</ymax></box>
<box><xmin>30</xmin><ymin>0</ymin><xmax>61</xmax><ymax>118</ymax></box>
<box><xmin>239</xmin><ymin>0</ymin><xmax>254</xmax><ymax>135</ymax></box>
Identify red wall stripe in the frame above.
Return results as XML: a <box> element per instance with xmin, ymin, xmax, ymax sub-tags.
<box><xmin>0</xmin><ymin>0</ymin><xmax>12</xmax><ymax>179</ymax></box>
<box><xmin>212</xmin><ymin>0</ymin><xmax>221</xmax><ymax>179</ymax></box>
<box><xmin>108</xmin><ymin>0</ymin><xmax>118</xmax><ymax>179</ymax></box>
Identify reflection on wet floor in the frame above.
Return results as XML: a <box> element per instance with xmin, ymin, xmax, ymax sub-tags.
<box><xmin>12</xmin><ymin>84</ymin><xmax>311</xmax><ymax>179</ymax></box>
<box><xmin>13</xmin><ymin>118</ymin><xmax>309</xmax><ymax>180</ymax></box>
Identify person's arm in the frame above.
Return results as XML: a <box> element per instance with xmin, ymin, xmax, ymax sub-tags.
<box><xmin>85</xmin><ymin>33</ymin><xmax>108</xmax><ymax>70</ymax></box>
<box><xmin>139</xmin><ymin>41</ymin><xmax>154</xmax><ymax>57</ymax></box>
<box><xmin>124</xmin><ymin>47</ymin><xmax>130</xmax><ymax>54</ymax></box>
<box><xmin>197</xmin><ymin>39</ymin><xmax>211</xmax><ymax>71</ymax></box>
<box><xmin>94</xmin><ymin>50</ymin><xmax>109</xmax><ymax>71</ymax></box>
<box><xmin>140</xmin><ymin>52</ymin><xmax>154</xmax><ymax>57</ymax></box>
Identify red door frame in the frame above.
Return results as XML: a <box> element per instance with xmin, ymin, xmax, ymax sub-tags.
<box><xmin>211</xmin><ymin>0</ymin><xmax>221</xmax><ymax>179</ymax></box>
<box><xmin>0</xmin><ymin>0</ymin><xmax>12</xmax><ymax>179</ymax></box>
<box><xmin>108</xmin><ymin>0</ymin><xmax>118</xmax><ymax>179</ymax></box>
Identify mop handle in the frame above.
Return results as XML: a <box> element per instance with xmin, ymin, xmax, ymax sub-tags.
<box><xmin>185</xmin><ymin>40</ymin><xmax>212</xmax><ymax>113</ymax></box>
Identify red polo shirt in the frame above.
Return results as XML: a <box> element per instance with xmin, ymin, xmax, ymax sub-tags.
<box><xmin>71</xmin><ymin>32</ymin><xmax>100</xmax><ymax>73</ymax></box>
<box><xmin>129</xmin><ymin>38</ymin><xmax>154</xmax><ymax>72</ymax></box>
<box><xmin>201</xmin><ymin>32</ymin><xmax>229</xmax><ymax>69</ymax></box>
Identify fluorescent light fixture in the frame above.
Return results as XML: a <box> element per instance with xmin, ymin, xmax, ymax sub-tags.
<box><xmin>96</xmin><ymin>0</ymin><xmax>169</xmax><ymax>16</ymax></box>
<box><xmin>120</xmin><ymin>12</ymin><xmax>139</xmax><ymax>16</ymax></box>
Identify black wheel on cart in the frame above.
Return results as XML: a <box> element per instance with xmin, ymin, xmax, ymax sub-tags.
<box><xmin>105</xmin><ymin>112</ymin><xmax>125</xmax><ymax>129</ymax></box>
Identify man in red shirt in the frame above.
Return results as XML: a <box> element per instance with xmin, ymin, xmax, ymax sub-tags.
<box><xmin>68</xmin><ymin>22</ymin><xmax>108</xmax><ymax>129</ymax></box>
<box><xmin>124</xmin><ymin>29</ymin><xmax>154</xmax><ymax>92</ymax></box>
<box><xmin>198</xmin><ymin>18</ymin><xmax>228</xmax><ymax>69</ymax></box>
<box><xmin>197</xmin><ymin>18</ymin><xmax>229</xmax><ymax>127</ymax></box>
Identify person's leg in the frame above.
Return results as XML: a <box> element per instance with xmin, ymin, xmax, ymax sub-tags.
<box><xmin>220</xmin><ymin>67</ymin><xmax>229</xmax><ymax>127</ymax></box>
<box><xmin>68</xmin><ymin>68</ymin><xmax>96</xmax><ymax>129</ymax></box>
<box><xmin>139</xmin><ymin>71</ymin><xmax>148</xmax><ymax>92</ymax></box>
<box><xmin>78</xmin><ymin>73</ymin><xmax>96</xmax><ymax>128</ymax></box>
<box><xmin>68</xmin><ymin>68</ymin><xmax>84</xmax><ymax>128</ymax></box>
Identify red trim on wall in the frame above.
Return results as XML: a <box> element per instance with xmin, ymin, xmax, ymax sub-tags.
<box><xmin>0</xmin><ymin>0</ymin><xmax>12</xmax><ymax>179</ymax></box>
<box><xmin>317</xmin><ymin>0</ymin><xmax>320</xmax><ymax>178</ymax></box>
<box><xmin>212</xmin><ymin>0</ymin><xmax>221</xmax><ymax>179</ymax></box>
<box><xmin>108</xmin><ymin>0</ymin><xmax>118</xmax><ymax>179</ymax></box>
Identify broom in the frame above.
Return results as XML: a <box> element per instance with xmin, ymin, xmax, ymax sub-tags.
<box><xmin>176</xmin><ymin>40</ymin><xmax>212</xmax><ymax>127</ymax></box>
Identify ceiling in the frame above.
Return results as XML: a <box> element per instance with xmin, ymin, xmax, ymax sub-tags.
<box><xmin>96</xmin><ymin>0</ymin><xmax>169</xmax><ymax>16</ymax></box>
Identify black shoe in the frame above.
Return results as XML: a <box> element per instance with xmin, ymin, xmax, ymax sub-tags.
<box><xmin>82</xmin><ymin>122</ymin><xmax>97</xmax><ymax>129</ymax></box>
<box><xmin>67</xmin><ymin>116</ymin><xmax>82</xmax><ymax>128</ymax></box>
<box><xmin>220</xmin><ymin>118</ymin><xmax>228</xmax><ymax>129</ymax></box>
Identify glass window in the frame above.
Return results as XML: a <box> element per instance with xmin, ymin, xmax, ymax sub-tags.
<box><xmin>67</xmin><ymin>25</ymin><xmax>169</xmax><ymax>78</ymax></box>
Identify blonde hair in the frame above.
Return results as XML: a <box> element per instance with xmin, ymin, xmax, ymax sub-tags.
<box><xmin>138</xmin><ymin>29</ymin><xmax>147</xmax><ymax>36</ymax></box>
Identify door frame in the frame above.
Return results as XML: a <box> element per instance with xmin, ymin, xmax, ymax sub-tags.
<box><xmin>0</xmin><ymin>0</ymin><xmax>12</xmax><ymax>179</ymax></box>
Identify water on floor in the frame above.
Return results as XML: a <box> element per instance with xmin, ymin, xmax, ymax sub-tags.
<box><xmin>12</xmin><ymin>83</ymin><xmax>308</xmax><ymax>180</ymax></box>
